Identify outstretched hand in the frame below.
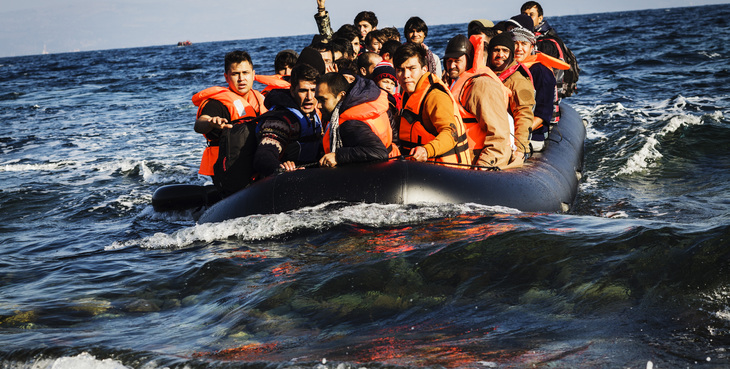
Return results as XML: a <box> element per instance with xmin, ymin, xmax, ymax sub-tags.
<box><xmin>208</xmin><ymin>116</ymin><xmax>232</xmax><ymax>130</ymax></box>
<box><xmin>317</xmin><ymin>0</ymin><xmax>325</xmax><ymax>8</ymax></box>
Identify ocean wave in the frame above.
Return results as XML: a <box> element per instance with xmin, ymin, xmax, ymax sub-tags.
<box><xmin>90</xmin><ymin>189</ymin><xmax>152</xmax><ymax>213</ymax></box>
<box><xmin>616</xmin><ymin>113</ymin><xmax>703</xmax><ymax>176</ymax></box>
<box><xmin>0</xmin><ymin>160</ymin><xmax>76</xmax><ymax>172</ymax></box>
<box><xmin>95</xmin><ymin>159</ymin><xmax>198</xmax><ymax>185</ymax></box>
<box><xmin>105</xmin><ymin>202</ymin><xmax>519</xmax><ymax>251</ymax></box>
<box><xmin>21</xmin><ymin>352</ymin><xmax>130</xmax><ymax>369</ymax></box>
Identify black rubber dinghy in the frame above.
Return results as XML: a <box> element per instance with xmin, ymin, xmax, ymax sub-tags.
<box><xmin>177</xmin><ymin>104</ymin><xmax>585</xmax><ymax>223</ymax></box>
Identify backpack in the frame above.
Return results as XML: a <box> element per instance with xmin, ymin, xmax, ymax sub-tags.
<box><xmin>537</xmin><ymin>32</ymin><xmax>580</xmax><ymax>98</ymax></box>
<box><xmin>212</xmin><ymin>117</ymin><xmax>259</xmax><ymax>196</ymax></box>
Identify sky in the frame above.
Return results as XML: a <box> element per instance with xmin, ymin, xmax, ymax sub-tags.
<box><xmin>0</xmin><ymin>0</ymin><xmax>724</xmax><ymax>58</ymax></box>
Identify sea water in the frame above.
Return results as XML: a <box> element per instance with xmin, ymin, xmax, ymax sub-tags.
<box><xmin>1</xmin><ymin>4</ymin><xmax>729</xmax><ymax>368</ymax></box>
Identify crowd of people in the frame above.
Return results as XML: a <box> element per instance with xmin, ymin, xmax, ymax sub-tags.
<box><xmin>192</xmin><ymin>1</ymin><xmax>579</xmax><ymax>195</ymax></box>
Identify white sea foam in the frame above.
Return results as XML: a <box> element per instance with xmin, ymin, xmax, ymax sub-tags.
<box><xmin>0</xmin><ymin>160</ymin><xmax>77</xmax><ymax>172</ymax></box>
<box><xmin>94</xmin><ymin>158</ymin><xmax>197</xmax><ymax>185</ymax></box>
<box><xmin>91</xmin><ymin>190</ymin><xmax>152</xmax><ymax>212</ymax></box>
<box><xmin>616</xmin><ymin>113</ymin><xmax>703</xmax><ymax>176</ymax></box>
<box><xmin>106</xmin><ymin>202</ymin><xmax>517</xmax><ymax>250</ymax></box>
<box><xmin>585</xmin><ymin>124</ymin><xmax>607</xmax><ymax>141</ymax></box>
<box><xmin>5</xmin><ymin>352</ymin><xmax>131</xmax><ymax>369</ymax></box>
<box><xmin>699</xmin><ymin>51</ymin><xmax>721</xmax><ymax>59</ymax></box>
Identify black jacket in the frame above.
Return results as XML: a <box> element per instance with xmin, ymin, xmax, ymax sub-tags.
<box><xmin>330</xmin><ymin>77</ymin><xmax>389</xmax><ymax>165</ymax></box>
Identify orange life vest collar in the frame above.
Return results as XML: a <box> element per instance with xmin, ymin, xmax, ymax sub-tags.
<box><xmin>254</xmin><ymin>74</ymin><xmax>291</xmax><ymax>95</ymax></box>
<box><xmin>520</xmin><ymin>52</ymin><xmax>570</xmax><ymax>71</ymax></box>
<box><xmin>497</xmin><ymin>62</ymin><xmax>533</xmax><ymax>84</ymax></box>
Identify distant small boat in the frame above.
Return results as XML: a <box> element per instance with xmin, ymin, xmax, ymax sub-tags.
<box><xmin>177</xmin><ymin>40</ymin><xmax>193</xmax><ymax>47</ymax></box>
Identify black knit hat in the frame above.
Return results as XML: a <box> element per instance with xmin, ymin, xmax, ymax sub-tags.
<box><xmin>296</xmin><ymin>47</ymin><xmax>326</xmax><ymax>75</ymax></box>
<box><xmin>487</xmin><ymin>32</ymin><xmax>515</xmax><ymax>70</ymax></box>
<box><xmin>488</xmin><ymin>32</ymin><xmax>515</xmax><ymax>55</ymax></box>
<box><xmin>507</xmin><ymin>14</ymin><xmax>534</xmax><ymax>32</ymax></box>
<box><xmin>371</xmin><ymin>63</ymin><xmax>397</xmax><ymax>84</ymax></box>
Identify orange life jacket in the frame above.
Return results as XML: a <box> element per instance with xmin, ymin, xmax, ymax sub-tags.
<box><xmin>254</xmin><ymin>74</ymin><xmax>291</xmax><ymax>95</ymax></box>
<box><xmin>192</xmin><ymin>87</ymin><xmax>266</xmax><ymax>175</ymax></box>
<box><xmin>447</xmin><ymin>35</ymin><xmax>513</xmax><ymax>153</ymax></box>
<box><xmin>399</xmin><ymin>72</ymin><xmax>471</xmax><ymax>166</ymax></box>
<box><xmin>323</xmin><ymin>90</ymin><xmax>401</xmax><ymax>157</ymax></box>
<box><xmin>498</xmin><ymin>62</ymin><xmax>533</xmax><ymax>84</ymax></box>
<box><xmin>520</xmin><ymin>52</ymin><xmax>570</xmax><ymax>71</ymax></box>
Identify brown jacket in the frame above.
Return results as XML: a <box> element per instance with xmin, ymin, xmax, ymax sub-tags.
<box><xmin>497</xmin><ymin>61</ymin><xmax>535</xmax><ymax>157</ymax></box>
<box><xmin>455</xmin><ymin>73</ymin><xmax>513</xmax><ymax>168</ymax></box>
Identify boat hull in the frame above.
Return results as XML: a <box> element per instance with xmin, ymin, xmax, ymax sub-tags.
<box><xmin>195</xmin><ymin>104</ymin><xmax>586</xmax><ymax>223</ymax></box>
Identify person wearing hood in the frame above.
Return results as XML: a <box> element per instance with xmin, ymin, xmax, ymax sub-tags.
<box><xmin>253</xmin><ymin>49</ymin><xmax>327</xmax><ymax>177</ymax></box>
<box><xmin>512</xmin><ymin>27</ymin><xmax>561</xmax><ymax>152</ymax></box>
<box><xmin>488</xmin><ymin>32</ymin><xmax>535</xmax><ymax>165</ymax></box>
<box><xmin>316</xmin><ymin>73</ymin><xmax>398</xmax><ymax>168</ymax></box>
<box><xmin>370</xmin><ymin>63</ymin><xmax>401</xmax><ymax>144</ymax></box>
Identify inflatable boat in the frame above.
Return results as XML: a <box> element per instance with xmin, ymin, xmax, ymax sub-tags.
<box><xmin>152</xmin><ymin>104</ymin><xmax>585</xmax><ymax>223</ymax></box>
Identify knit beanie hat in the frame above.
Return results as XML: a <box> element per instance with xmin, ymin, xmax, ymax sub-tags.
<box><xmin>488</xmin><ymin>32</ymin><xmax>515</xmax><ymax>55</ymax></box>
<box><xmin>296</xmin><ymin>47</ymin><xmax>326</xmax><ymax>75</ymax></box>
<box><xmin>371</xmin><ymin>64</ymin><xmax>397</xmax><ymax>84</ymax></box>
<box><xmin>507</xmin><ymin>14</ymin><xmax>534</xmax><ymax>31</ymax></box>
<box><xmin>511</xmin><ymin>28</ymin><xmax>536</xmax><ymax>45</ymax></box>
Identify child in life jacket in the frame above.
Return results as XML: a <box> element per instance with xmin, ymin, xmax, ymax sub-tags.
<box><xmin>370</xmin><ymin>63</ymin><xmax>401</xmax><ymax>145</ymax></box>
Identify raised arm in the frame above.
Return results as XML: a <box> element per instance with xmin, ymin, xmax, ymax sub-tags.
<box><xmin>314</xmin><ymin>0</ymin><xmax>334</xmax><ymax>40</ymax></box>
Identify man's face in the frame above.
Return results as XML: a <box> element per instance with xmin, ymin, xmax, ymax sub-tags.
<box><xmin>225</xmin><ymin>61</ymin><xmax>255</xmax><ymax>96</ymax></box>
<box><xmin>513</xmin><ymin>41</ymin><xmax>534</xmax><ymax>63</ymax></box>
<box><xmin>407</xmin><ymin>29</ymin><xmax>425</xmax><ymax>44</ymax></box>
<box><xmin>366</xmin><ymin>54</ymin><xmax>382</xmax><ymax>77</ymax></box>
<box><xmin>315</xmin><ymin>82</ymin><xmax>345</xmax><ymax>122</ymax></box>
<box><xmin>368</xmin><ymin>38</ymin><xmax>382</xmax><ymax>54</ymax></box>
<box><xmin>277</xmin><ymin>65</ymin><xmax>293</xmax><ymax>76</ymax></box>
<box><xmin>445</xmin><ymin>54</ymin><xmax>468</xmax><ymax>80</ymax></box>
<box><xmin>523</xmin><ymin>6</ymin><xmax>543</xmax><ymax>28</ymax></box>
<box><xmin>489</xmin><ymin>46</ymin><xmax>511</xmax><ymax>71</ymax></box>
<box><xmin>320</xmin><ymin>50</ymin><xmax>334</xmax><ymax>71</ymax></box>
<box><xmin>292</xmin><ymin>80</ymin><xmax>317</xmax><ymax>114</ymax></box>
<box><xmin>396</xmin><ymin>55</ymin><xmax>427</xmax><ymax>94</ymax></box>
<box><xmin>350</xmin><ymin>37</ymin><xmax>361</xmax><ymax>56</ymax></box>
<box><xmin>357</xmin><ymin>21</ymin><xmax>374</xmax><ymax>40</ymax></box>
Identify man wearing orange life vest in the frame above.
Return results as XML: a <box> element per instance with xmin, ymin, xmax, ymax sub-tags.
<box><xmin>316</xmin><ymin>73</ymin><xmax>398</xmax><ymax>168</ymax></box>
<box><xmin>443</xmin><ymin>34</ymin><xmax>516</xmax><ymax>169</ymax></box>
<box><xmin>255</xmin><ymin>49</ymin><xmax>297</xmax><ymax>96</ymax></box>
<box><xmin>394</xmin><ymin>42</ymin><xmax>471</xmax><ymax>165</ymax></box>
<box><xmin>192</xmin><ymin>50</ymin><xmax>266</xmax><ymax>176</ymax></box>
<box><xmin>488</xmin><ymin>32</ymin><xmax>535</xmax><ymax>166</ymax></box>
